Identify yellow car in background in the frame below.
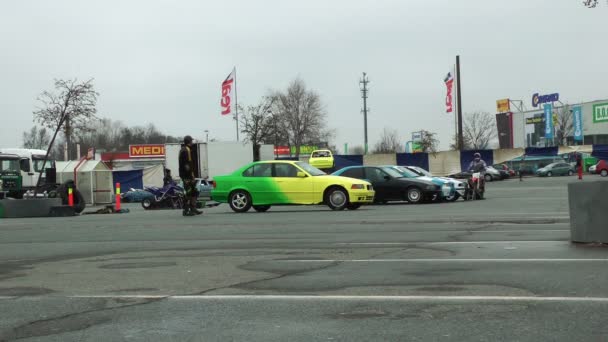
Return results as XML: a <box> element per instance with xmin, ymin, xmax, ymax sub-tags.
<box><xmin>212</xmin><ymin>160</ymin><xmax>374</xmax><ymax>212</ymax></box>
<box><xmin>308</xmin><ymin>150</ymin><xmax>334</xmax><ymax>170</ymax></box>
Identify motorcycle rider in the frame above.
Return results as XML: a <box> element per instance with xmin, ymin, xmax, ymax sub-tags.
<box><xmin>468</xmin><ymin>152</ymin><xmax>487</xmax><ymax>173</ymax></box>
<box><xmin>467</xmin><ymin>152</ymin><xmax>487</xmax><ymax>198</ymax></box>
<box><xmin>179</xmin><ymin>135</ymin><xmax>202</xmax><ymax>216</ymax></box>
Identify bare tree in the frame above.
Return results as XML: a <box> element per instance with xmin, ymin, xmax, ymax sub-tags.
<box><xmin>373</xmin><ymin>128</ymin><xmax>401</xmax><ymax>154</ymax></box>
<box><xmin>240</xmin><ymin>97</ymin><xmax>276</xmax><ymax>161</ymax></box>
<box><xmin>33</xmin><ymin>79</ymin><xmax>99</xmax><ymax>159</ymax></box>
<box><xmin>418</xmin><ymin>130</ymin><xmax>439</xmax><ymax>153</ymax></box>
<box><xmin>555</xmin><ymin>104</ymin><xmax>573</xmax><ymax>146</ymax></box>
<box><xmin>22</xmin><ymin>126</ymin><xmax>51</xmax><ymax>150</ymax></box>
<box><xmin>271</xmin><ymin>78</ymin><xmax>330</xmax><ymax>158</ymax></box>
<box><xmin>462</xmin><ymin>111</ymin><xmax>497</xmax><ymax>150</ymax></box>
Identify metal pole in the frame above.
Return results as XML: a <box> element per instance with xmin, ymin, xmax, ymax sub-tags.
<box><xmin>456</xmin><ymin>56</ymin><xmax>464</xmax><ymax>151</ymax></box>
<box><xmin>360</xmin><ymin>73</ymin><xmax>369</xmax><ymax>154</ymax></box>
<box><xmin>234</xmin><ymin>68</ymin><xmax>239</xmax><ymax>142</ymax></box>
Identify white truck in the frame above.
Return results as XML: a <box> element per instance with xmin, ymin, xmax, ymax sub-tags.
<box><xmin>164</xmin><ymin>142</ymin><xmax>274</xmax><ymax>180</ymax></box>
<box><xmin>0</xmin><ymin>148</ymin><xmax>54</xmax><ymax>196</ymax></box>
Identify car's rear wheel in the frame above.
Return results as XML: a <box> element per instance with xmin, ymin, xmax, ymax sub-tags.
<box><xmin>346</xmin><ymin>203</ymin><xmax>361</xmax><ymax>210</ymax></box>
<box><xmin>568</xmin><ymin>170</ymin><xmax>574</xmax><ymax>176</ymax></box>
<box><xmin>547</xmin><ymin>171</ymin><xmax>553</xmax><ymax>177</ymax></box>
<box><xmin>229</xmin><ymin>190</ymin><xmax>252</xmax><ymax>213</ymax></box>
<box><xmin>484</xmin><ymin>174</ymin><xmax>493</xmax><ymax>182</ymax></box>
<box><xmin>325</xmin><ymin>187</ymin><xmax>348</xmax><ymax>211</ymax></box>
<box><xmin>601</xmin><ymin>169</ymin><xmax>608</xmax><ymax>177</ymax></box>
<box><xmin>142</xmin><ymin>198</ymin><xmax>153</xmax><ymax>210</ymax></box>
<box><xmin>406</xmin><ymin>187</ymin><xmax>423</xmax><ymax>204</ymax></box>
<box><xmin>253</xmin><ymin>205</ymin><xmax>271</xmax><ymax>212</ymax></box>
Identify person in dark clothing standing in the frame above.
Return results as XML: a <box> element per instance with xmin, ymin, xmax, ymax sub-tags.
<box><xmin>179</xmin><ymin>135</ymin><xmax>202</xmax><ymax>216</ymax></box>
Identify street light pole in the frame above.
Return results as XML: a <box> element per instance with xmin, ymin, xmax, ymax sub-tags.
<box><xmin>204</xmin><ymin>130</ymin><xmax>209</xmax><ymax>143</ymax></box>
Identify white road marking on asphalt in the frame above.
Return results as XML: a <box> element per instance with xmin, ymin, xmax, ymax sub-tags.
<box><xmin>281</xmin><ymin>259</ymin><xmax>608</xmax><ymax>262</ymax></box>
<box><xmin>4</xmin><ymin>295</ymin><xmax>608</xmax><ymax>303</ymax></box>
<box><xmin>336</xmin><ymin>240</ymin><xmax>566</xmax><ymax>246</ymax></box>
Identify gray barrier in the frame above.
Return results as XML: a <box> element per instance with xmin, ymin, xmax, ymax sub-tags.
<box><xmin>568</xmin><ymin>181</ymin><xmax>608</xmax><ymax>243</ymax></box>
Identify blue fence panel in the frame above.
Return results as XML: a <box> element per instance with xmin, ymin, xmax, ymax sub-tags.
<box><xmin>460</xmin><ymin>150</ymin><xmax>494</xmax><ymax>172</ymax></box>
<box><xmin>112</xmin><ymin>170</ymin><xmax>143</xmax><ymax>191</ymax></box>
<box><xmin>592</xmin><ymin>144</ymin><xmax>608</xmax><ymax>161</ymax></box>
<box><xmin>525</xmin><ymin>147</ymin><xmax>558</xmax><ymax>157</ymax></box>
<box><xmin>333</xmin><ymin>155</ymin><xmax>363</xmax><ymax>171</ymax></box>
<box><xmin>396</xmin><ymin>153</ymin><xmax>430</xmax><ymax>170</ymax></box>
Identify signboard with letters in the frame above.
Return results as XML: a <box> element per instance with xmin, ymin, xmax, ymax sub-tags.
<box><xmin>496</xmin><ymin>99</ymin><xmax>510</xmax><ymax>113</ymax></box>
<box><xmin>593</xmin><ymin>103</ymin><xmax>608</xmax><ymax>123</ymax></box>
<box><xmin>129</xmin><ymin>144</ymin><xmax>166</xmax><ymax>158</ymax></box>
<box><xmin>573</xmin><ymin>106</ymin><xmax>583</xmax><ymax>141</ymax></box>
<box><xmin>532</xmin><ymin>93</ymin><xmax>559</xmax><ymax>107</ymax></box>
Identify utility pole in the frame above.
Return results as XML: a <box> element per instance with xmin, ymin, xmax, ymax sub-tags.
<box><xmin>359</xmin><ymin>72</ymin><xmax>369</xmax><ymax>154</ymax></box>
<box><xmin>456</xmin><ymin>56</ymin><xmax>464</xmax><ymax>151</ymax></box>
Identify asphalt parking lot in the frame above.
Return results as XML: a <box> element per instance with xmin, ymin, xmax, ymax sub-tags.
<box><xmin>1</xmin><ymin>175</ymin><xmax>608</xmax><ymax>341</ymax></box>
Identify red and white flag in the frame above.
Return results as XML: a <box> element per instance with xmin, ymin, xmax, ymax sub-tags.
<box><xmin>444</xmin><ymin>71</ymin><xmax>454</xmax><ymax>113</ymax></box>
<box><xmin>221</xmin><ymin>68</ymin><xmax>236</xmax><ymax>116</ymax></box>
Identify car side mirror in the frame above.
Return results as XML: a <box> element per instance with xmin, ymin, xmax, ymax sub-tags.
<box><xmin>297</xmin><ymin>171</ymin><xmax>307</xmax><ymax>178</ymax></box>
<box><xmin>384</xmin><ymin>175</ymin><xmax>391</xmax><ymax>181</ymax></box>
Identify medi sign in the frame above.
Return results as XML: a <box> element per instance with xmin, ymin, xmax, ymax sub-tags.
<box><xmin>129</xmin><ymin>144</ymin><xmax>166</xmax><ymax>158</ymax></box>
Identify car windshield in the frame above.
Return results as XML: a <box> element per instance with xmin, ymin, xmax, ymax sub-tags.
<box><xmin>409</xmin><ymin>166</ymin><xmax>432</xmax><ymax>177</ymax></box>
<box><xmin>295</xmin><ymin>162</ymin><xmax>327</xmax><ymax>176</ymax></box>
<box><xmin>381</xmin><ymin>167</ymin><xmax>406</xmax><ymax>178</ymax></box>
<box><xmin>0</xmin><ymin>158</ymin><xmax>20</xmax><ymax>172</ymax></box>
<box><xmin>394</xmin><ymin>166</ymin><xmax>419</xmax><ymax>178</ymax></box>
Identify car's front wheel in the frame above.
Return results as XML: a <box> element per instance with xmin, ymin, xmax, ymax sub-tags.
<box><xmin>547</xmin><ymin>171</ymin><xmax>553</xmax><ymax>177</ymax></box>
<box><xmin>406</xmin><ymin>187</ymin><xmax>423</xmax><ymax>204</ymax></box>
<box><xmin>484</xmin><ymin>174</ymin><xmax>493</xmax><ymax>182</ymax></box>
<box><xmin>445</xmin><ymin>192</ymin><xmax>460</xmax><ymax>202</ymax></box>
<box><xmin>142</xmin><ymin>198</ymin><xmax>153</xmax><ymax>210</ymax></box>
<box><xmin>325</xmin><ymin>187</ymin><xmax>348</xmax><ymax>211</ymax></box>
<box><xmin>253</xmin><ymin>205</ymin><xmax>271</xmax><ymax>212</ymax></box>
<box><xmin>568</xmin><ymin>170</ymin><xmax>574</xmax><ymax>176</ymax></box>
<box><xmin>229</xmin><ymin>190</ymin><xmax>252</xmax><ymax>213</ymax></box>
<box><xmin>601</xmin><ymin>169</ymin><xmax>608</xmax><ymax>177</ymax></box>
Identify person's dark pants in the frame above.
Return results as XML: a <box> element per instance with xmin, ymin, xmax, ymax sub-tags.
<box><xmin>181</xmin><ymin>178</ymin><xmax>198</xmax><ymax>213</ymax></box>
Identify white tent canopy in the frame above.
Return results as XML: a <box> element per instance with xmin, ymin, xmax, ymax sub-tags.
<box><xmin>55</xmin><ymin>160</ymin><xmax>113</xmax><ymax>205</ymax></box>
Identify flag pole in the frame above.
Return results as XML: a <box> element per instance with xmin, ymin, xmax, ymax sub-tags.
<box><xmin>456</xmin><ymin>55</ymin><xmax>464</xmax><ymax>151</ymax></box>
<box><xmin>234</xmin><ymin>67</ymin><xmax>239</xmax><ymax>142</ymax></box>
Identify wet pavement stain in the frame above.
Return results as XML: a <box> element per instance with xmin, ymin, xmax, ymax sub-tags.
<box><xmin>98</xmin><ymin>262</ymin><xmax>177</xmax><ymax>269</ymax></box>
<box><xmin>0</xmin><ymin>287</ymin><xmax>54</xmax><ymax>296</ymax></box>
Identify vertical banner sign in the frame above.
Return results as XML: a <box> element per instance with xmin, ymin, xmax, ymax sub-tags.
<box><xmin>544</xmin><ymin>104</ymin><xmax>554</xmax><ymax>139</ymax></box>
<box><xmin>573</xmin><ymin>106</ymin><xmax>583</xmax><ymax>141</ymax></box>
<box><xmin>444</xmin><ymin>72</ymin><xmax>454</xmax><ymax>113</ymax></box>
<box><xmin>221</xmin><ymin>68</ymin><xmax>236</xmax><ymax>116</ymax></box>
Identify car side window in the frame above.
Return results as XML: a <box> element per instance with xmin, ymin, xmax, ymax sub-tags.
<box><xmin>243</xmin><ymin>164</ymin><xmax>273</xmax><ymax>177</ymax></box>
<box><xmin>273</xmin><ymin>163</ymin><xmax>299</xmax><ymax>177</ymax></box>
<box><xmin>341</xmin><ymin>168</ymin><xmax>364</xmax><ymax>179</ymax></box>
<box><xmin>365</xmin><ymin>168</ymin><xmax>388</xmax><ymax>183</ymax></box>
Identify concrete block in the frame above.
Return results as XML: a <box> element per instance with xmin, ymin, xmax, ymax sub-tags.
<box><xmin>568</xmin><ymin>181</ymin><xmax>608</xmax><ymax>243</ymax></box>
<box><xmin>0</xmin><ymin>198</ymin><xmax>63</xmax><ymax>218</ymax></box>
<box><xmin>363</xmin><ymin>154</ymin><xmax>397</xmax><ymax>166</ymax></box>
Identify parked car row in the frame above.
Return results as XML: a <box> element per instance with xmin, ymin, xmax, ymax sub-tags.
<box><xmin>210</xmin><ymin>158</ymin><xmax>480</xmax><ymax>213</ymax></box>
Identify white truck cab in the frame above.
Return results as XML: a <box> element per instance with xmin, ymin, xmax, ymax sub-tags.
<box><xmin>0</xmin><ymin>148</ymin><xmax>54</xmax><ymax>190</ymax></box>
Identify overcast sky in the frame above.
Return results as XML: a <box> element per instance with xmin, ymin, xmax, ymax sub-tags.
<box><xmin>1</xmin><ymin>0</ymin><xmax>607</xmax><ymax>152</ymax></box>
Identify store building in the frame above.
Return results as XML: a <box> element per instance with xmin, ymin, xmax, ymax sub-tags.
<box><xmin>497</xmin><ymin>98</ymin><xmax>608</xmax><ymax>148</ymax></box>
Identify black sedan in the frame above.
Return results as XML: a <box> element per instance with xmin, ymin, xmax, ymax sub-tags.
<box><xmin>333</xmin><ymin>166</ymin><xmax>442</xmax><ymax>204</ymax></box>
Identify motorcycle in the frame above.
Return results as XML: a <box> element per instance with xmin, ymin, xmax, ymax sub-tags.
<box><xmin>141</xmin><ymin>183</ymin><xmax>185</xmax><ymax>210</ymax></box>
<box><xmin>464</xmin><ymin>172</ymin><xmax>485</xmax><ymax>200</ymax></box>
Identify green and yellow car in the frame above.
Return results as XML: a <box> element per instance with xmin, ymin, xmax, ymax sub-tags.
<box><xmin>212</xmin><ymin>160</ymin><xmax>374</xmax><ymax>212</ymax></box>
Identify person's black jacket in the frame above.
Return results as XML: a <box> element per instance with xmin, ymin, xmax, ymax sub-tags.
<box><xmin>179</xmin><ymin>145</ymin><xmax>195</xmax><ymax>179</ymax></box>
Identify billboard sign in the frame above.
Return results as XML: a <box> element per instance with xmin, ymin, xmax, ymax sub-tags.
<box><xmin>496</xmin><ymin>99</ymin><xmax>510</xmax><ymax>113</ymax></box>
<box><xmin>573</xmin><ymin>106</ymin><xmax>583</xmax><ymax>141</ymax></box>
<box><xmin>129</xmin><ymin>144</ymin><xmax>166</xmax><ymax>158</ymax></box>
<box><xmin>274</xmin><ymin>145</ymin><xmax>319</xmax><ymax>156</ymax></box>
<box><xmin>544</xmin><ymin>104</ymin><xmax>554</xmax><ymax>139</ymax></box>
<box><xmin>593</xmin><ymin>103</ymin><xmax>608</xmax><ymax>123</ymax></box>
<box><xmin>532</xmin><ymin>93</ymin><xmax>559</xmax><ymax>107</ymax></box>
